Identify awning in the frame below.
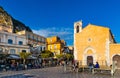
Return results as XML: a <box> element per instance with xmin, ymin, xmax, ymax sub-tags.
<box><xmin>27</xmin><ymin>55</ymin><xmax>37</xmax><ymax>59</ymax></box>
<box><xmin>7</xmin><ymin>54</ymin><xmax>21</xmax><ymax>59</ymax></box>
<box><xmin>0</xmin><ymin>54</ymin><xmax>8</xmax><ymax>58</ymax></box>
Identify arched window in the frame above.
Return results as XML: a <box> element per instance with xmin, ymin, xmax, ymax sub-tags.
<box><xmin>50</xmin><ymin>45</ymin><xmax>52</xmax><ymax>50</ymax></box>
<box><xmin>50</xmin><ymin>39</ymin><xmax>52</xmax><ymax>43</ymax></box>
<box><xmin>87</xmin><ymin>56</ymin><xmax>93</xmax><ymax>65</ymax></box>
<box><xmin>8</xmin><ymin>39</ymin><xmax>13</xmax><ymax>44</ymax></box>
<box><xmin>19</xmin><ymin>41</ymin><xmax>23</xmax><ymax>45</ymax></box>
<box><xmin>113</xmin><ymin>55</ymin><xmax>120</xmax><ymax>68</ymax></box>
<box><xmin>22</xmin><ymin>50</ymin><xmax>26</xmax><ymax>53</ymax></box>
<box><xmin>27</xmin><ymin>34</ymin><xmax>30</xmax><ymax>38</ymax></box>
<box><xmin>10</xmin><ymin>49</ymin><xmax>16</xmax><ymax>54</ymax></box>
<box><xmin>44</xmin><ymin>47</ymin><xmax>45</xmax><ymax>50</ymax></box>
<box><xmin>76</xmin><ymin>26</ymin><xmax>79</xmax><ymax>33</ymax></box>
<box><xmin>54</xmin><ymin>45</ymin><xmax>57</xmax><ymax>49</ymax></box>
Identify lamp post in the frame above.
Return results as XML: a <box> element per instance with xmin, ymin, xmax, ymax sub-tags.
<box><xmin>63</xmin><ymin>52</ymin><xmax>67</xmax><ymax>72</ymax></box>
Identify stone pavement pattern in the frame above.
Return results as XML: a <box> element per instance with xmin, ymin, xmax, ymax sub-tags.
<box><xmin>0</xmin><ymin>66</ymin><xmax>120</xmax><ymax>78</ymax></box>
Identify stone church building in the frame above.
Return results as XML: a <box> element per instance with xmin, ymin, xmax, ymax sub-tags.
<box><xmin>74</xmin><ymin>21</ymin><xmax>120</xmax><ymax>68</ymax></box>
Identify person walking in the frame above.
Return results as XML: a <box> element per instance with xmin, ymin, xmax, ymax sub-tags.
<box><xmin>16</xmin><ymin>62</ymin><xmax>19</xmax><ymax>71</ymax></box>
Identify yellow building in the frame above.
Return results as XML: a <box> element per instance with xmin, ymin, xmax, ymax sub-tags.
<box><xmin>74</xmin><ymin>21</ymin><xmax>120</xmax><ymax>68</ymax></box>
<box><xmin>46</xmin><ymin>36</ymin><xmax>66</xmax><ymax>55</ymax></box>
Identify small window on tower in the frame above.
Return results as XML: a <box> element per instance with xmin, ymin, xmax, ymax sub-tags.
<box><xmin>76</xmin><ymin>26</ymin><xmax>79</xmax><ymax>33</ymax></box>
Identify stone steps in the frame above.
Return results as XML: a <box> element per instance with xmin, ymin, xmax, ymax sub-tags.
<box><xmin>114</xmin><ymin>69</ymin><xmax>120</xmax><ymax>76</ymax></box>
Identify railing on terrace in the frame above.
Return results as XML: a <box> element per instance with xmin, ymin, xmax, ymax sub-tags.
<box><xmin>78</xmin><ymin>60</ymin><xmax>108</xmax><ymax>66</ymax></box>
<box><xmin>0</xmin><ymin>42</ymin><xmax>29</xmax><ymax>48</ymax></box>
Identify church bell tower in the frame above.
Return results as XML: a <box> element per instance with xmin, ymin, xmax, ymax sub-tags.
<box><xmin>74</xmin><ymin>20</ymin><xmax>82</xmax><ymax>60</ymax></box>
<box><xmin>74</xmin><ymin>20</ymin><xmax>82</xmax><ymax>34</ymax></box>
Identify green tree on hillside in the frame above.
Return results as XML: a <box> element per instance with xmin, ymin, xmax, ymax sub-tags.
<box><xmin>40</xmin><ymin>50</ymin><xmax>54</xmax><ymax>58</ymax></box>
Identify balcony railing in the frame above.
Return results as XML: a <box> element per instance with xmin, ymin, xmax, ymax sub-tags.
<box><xmin>0</xmin><ymin>42</ymin><xmax>29</xmax><ymax>48</ymax></box>
<box><xmin>28</xmin><ymin>39</ymin><xmax>46</xmax><ymax>44</ymax></box>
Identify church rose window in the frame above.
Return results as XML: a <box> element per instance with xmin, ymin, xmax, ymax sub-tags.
<box><xmin>88</xmin><ymin>38</ymin><xmax>92</xmax><ymax>42</ymax></box>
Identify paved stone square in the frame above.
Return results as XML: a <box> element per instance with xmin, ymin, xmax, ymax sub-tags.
<box><xmin>0</xmin><ymin>66</ymin><xmax>119</xmax><ymax>78</ymax></box>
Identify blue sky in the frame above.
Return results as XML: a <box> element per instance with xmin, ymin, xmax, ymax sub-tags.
<box><xmin>0</xmin><ymin>0</ymin><xmax>120</xmax><ymax>46</ymax></box>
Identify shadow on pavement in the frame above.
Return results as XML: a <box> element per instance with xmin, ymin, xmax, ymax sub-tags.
<box><xmin>1</xmin><ymin>74</ymin><xmax>35</xmax><ymax>78</ymax></box>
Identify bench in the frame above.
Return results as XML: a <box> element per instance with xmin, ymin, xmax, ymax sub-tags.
<box><xmin>92</xmin><ymin>67</ymin><xmax>114</xmax><ymax>76</ymax></box>
<box><xmin>79</xmin><ymin>65</ymin><xmax>90</xmax><ymax>72</ymax></box>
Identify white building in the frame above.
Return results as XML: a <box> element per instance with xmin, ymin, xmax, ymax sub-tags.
<box><xmin>0</xmin><ymin>31</ymin><xmax>30</xmax><ymax>54</ymax></box>
<box><xmin>17</xmin><ymin>30</ymin><xmax>46</xmax><ymax>53</ymax></box>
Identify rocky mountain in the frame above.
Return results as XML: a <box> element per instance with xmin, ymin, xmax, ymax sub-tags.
<box><xmin>0</xmin><ymin>6</ymin><xmax>32</xmax><ymax>33</ymax></box>
<box><xmin>12</xmin><ymin>18</ymin><xmax>32</xmax><ymax>33</ymax></box>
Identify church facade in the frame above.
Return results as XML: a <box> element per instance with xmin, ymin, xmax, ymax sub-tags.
<box><xmin>74</xmin><ymin>21</ymin><xmax>120</xmax><ymax>68</ymax></box>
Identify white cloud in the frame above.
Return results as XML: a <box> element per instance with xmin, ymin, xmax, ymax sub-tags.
<box><xmin>32</xmin><ymin>27</ymin><xmax>73</xmax><ymax>45</ymax></box>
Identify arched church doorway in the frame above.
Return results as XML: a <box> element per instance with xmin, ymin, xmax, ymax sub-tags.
<box><xmin>83</xmin><ymin>47</ymin><xmax>96</xmax><ymax>65</ymax></box>
<box><xmin>113</xmin><ymin>55</ymin><xmax>120</xmax><ymax>68</ymax></box>
<box><xmin>87</xmin><ymin>56</ymin><xmax>93</xmax><ymax>65</ymax></box>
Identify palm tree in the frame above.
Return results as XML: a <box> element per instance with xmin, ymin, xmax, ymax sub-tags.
<box><xmin>19</xmin><ymin>52</ymin><xmax>31</xmax><ymax>69</ymax></box>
